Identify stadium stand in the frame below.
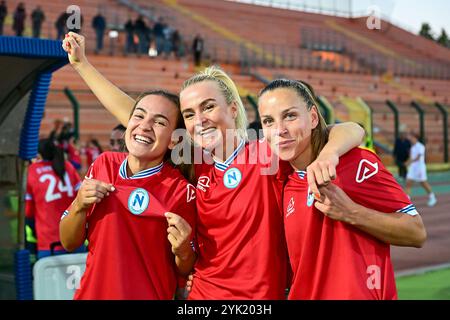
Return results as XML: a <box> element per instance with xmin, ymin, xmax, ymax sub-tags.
<box><xmin>3</xmin><ymin>0</ymin><xmax>447</xmax><ymax>166</ymax></box>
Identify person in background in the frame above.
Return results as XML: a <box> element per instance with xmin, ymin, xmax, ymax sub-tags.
<box><xmin>13</xmin><ymin>2</ymin><xmax>25</xmax><ymax>37</ymax></box>
<box><xmin>192</xmin><ymin>34</ymin><xmax>204</xmax><ymax>67</ymax></box>
<box><xmin>92</xmin><ymin>11</ymin><xmax>106</xmax><ymax>54</ymax></box>
<box><xmin>55</xmin><ymin>11</ymin><xmax>68</xmax><ymax>40</ymax></box>
<box><xmin>110</xmin><ymin>124</ymin><xmax>126</xmax><ymax>152</ymax></box>
<box><xmin>153</xmin><ymin>17</ymin><xmax>165</xmax><ymax>56</ymax></box>
<box><xmin>134</xmin><ymin>15</ymin><xmax>148</xmax><ymax>56</ymax></box>
<box><xmin>26</xmin><ymin>139</ymin><xmax>83</xmax><ymax>259</ymax></box>
<box><xmin>31</xmin><ymin>5</ymin><xmax>45</xmax><ymax>38</ymax></box>
<box><xmin>172</xmin><ymin>29</ymin><xmax>184</xmax><ymax>59</ymax></box>
<box><xmin>405</xmin><ymin>132</ymin><xmax>437</xmax><ymax>207</ymax></box>
<box><xmin>124</xmin><ymin>17</ymin><xmax>135</xmax><ymax>54</ymax></box>
<box><xmin>85</xmin><ymin>138</ymin><xmax>103</xmax><ymax>168</ymax></box>
<box><xmin>393</xmin><ymin>127</ymin><xmax>411</xmax><ymax>183</ymax></box>
<box><xmin>0</xmin><ymin>1</ymin><xmax>8</xmax><ymax>36</ymax></box>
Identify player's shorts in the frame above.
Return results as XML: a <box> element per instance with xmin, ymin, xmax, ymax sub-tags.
<box><xmin>406</xmin><ymin>164</ymin><xmax>427</xmax><ymax>182</ymax></box>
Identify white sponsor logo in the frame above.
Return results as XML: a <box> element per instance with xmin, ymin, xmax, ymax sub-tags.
<box><xmin>356</xmin><ymin>159</ymin><xmax>379</xmax><ymax>183</ymax></box>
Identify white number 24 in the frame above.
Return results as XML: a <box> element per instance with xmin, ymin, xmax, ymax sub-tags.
<box><xmin>39</xmin><ymin>173</ymin><xmax>74</xmax><ymax>202</ymax></box>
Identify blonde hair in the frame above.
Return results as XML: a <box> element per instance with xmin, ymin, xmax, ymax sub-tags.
<box><xmin>181</xmin><ymin>66</ymin><xmax>248</xmax><ymax>141</ymax></box>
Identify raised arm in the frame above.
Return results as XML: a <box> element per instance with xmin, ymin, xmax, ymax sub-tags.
<box><xmin>62</xmin><ymin>32</ymin><xmax>135</xmax><ymax>126</ymax></box>
<box><xmin>307</xmin><ymin>122</ymin><xmax>365</xmax><ymax>196</ymax></box>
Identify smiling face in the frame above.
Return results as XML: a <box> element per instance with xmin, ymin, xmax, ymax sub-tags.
<box><xmin>125</xmin><ymin>94</ymin><xmax>179</xmax><ymax>164</ymax></box>
<box><xmin>180</xmin><ymin>80</ymin><xmax>237</xmax><ymax>153</ymax></box>
<box><xmin>258</xmin><ymin>88</ymin><xmax>319</xmax><ymax>163</ymax></box>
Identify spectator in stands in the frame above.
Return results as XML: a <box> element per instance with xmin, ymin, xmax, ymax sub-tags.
<box><xmin>153</xmin><ymin>17</ymin><xmax>165</xmax><ymax>56</ymax></box>
<box><xmin>55</xmin><ymin>12</ymin><xmax>68</xmax><ymax>40</ymax></box>
<box><xmin>0</xmin><ymin>1</ymin><xmax>7</xmax><ymax>36</ymax></box>
<box><xmin>162</xmin><ymin>24</ymin><xmax>173</xmax><ymax>58</ymax></box>
<box><xmin>172</xmin><ymin>29</ymin><xmax>185</xmax><ymax>59</ymax></box>
<box><xmin>405</xmin><ymin>132</ymin><xmax>437</xmax><ymax>207</ymax></box>
<box><xmin>92</xmin><ymin>12</ymin><xmax>106</xmax><ymax>54</ymax></box>
<box><xmin>393</xmin><ymin>127</ymin><xmax>411</xmax><ymax>182</ymax></box>
<box><xmin>31</xmin><ymin>6</ymin><xmax>45</xmax><ymax>38</ymax></box>
<box><xmin>124</xmin><ymin>18</ymin><xmax>135</xmax><ymax>54</ymax></box>
<box><xmin>26</xmin><ymin>139</ymin><xmax>83</xmax><ymax>259</ymax></box>
<box><xmin>192</xmin><ymin>34</ymin><xmax>204</xmax><ymax>66</ymax></box>
<box><xmin>110</xmin><ymin>124</ymin><xmax>126</xmax><ymax>152</ymax></box>
<box><xmin>13</xmin><ymin>2</ymin><xmax>25</xmax><ymax>37</ymax></box>
<box><xmin>134</xmin><ymin>15</ymin><xmax>148</xmax><ymax>56</ymax></box>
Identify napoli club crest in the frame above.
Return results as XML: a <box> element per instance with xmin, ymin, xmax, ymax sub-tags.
<box><xmin>128</xmin><ymin>188</ymin><xmax>150</xmax><ymax>215</ymax></box>
<box><xmin>223</xmin><ymin>168</ymin><xmax>242</xmax><ymax>189</ymax></box>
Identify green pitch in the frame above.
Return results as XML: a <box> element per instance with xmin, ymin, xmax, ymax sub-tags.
<box><xmin>397</xmin><ymin>268</ymin><xmax>450</xmax><ymax>300</ymax></box>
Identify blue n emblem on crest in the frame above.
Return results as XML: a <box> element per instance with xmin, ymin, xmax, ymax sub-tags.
<box><xmin>128</xmin><ymin>188</ymin><xmax>150</xmax><ymax>215</ymax></box>
<box><xmin>223</xmin><ymin>168</ymin><xmax>242</xmax><ymax>189</ymax></box>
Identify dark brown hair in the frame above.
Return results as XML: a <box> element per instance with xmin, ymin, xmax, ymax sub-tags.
<box><xmin>259</xmin><ymin>79</ymin><xmax>329</xmax><ymax>161</ymax></box>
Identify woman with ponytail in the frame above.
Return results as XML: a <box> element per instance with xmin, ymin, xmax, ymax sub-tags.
<box><xmin>258</xmin><ymin>79</ymin><xmax>427</xmax><ymax>299</ymax></box>
<box><xmin>25</xmin><ymin>139</ymin><xmax>83</xmax><ymax>259</ymax></box>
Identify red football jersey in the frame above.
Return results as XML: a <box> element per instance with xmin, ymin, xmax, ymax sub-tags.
<box><xmin>67</xmin><ymin>152</ymin><xmax>196</xmax><ymax>300</ymax></box>
<box><xmin>26</xmin><ymin>160</ymin><xmax>81</xmax><ymax>251</ymax></box>
<box><xmin>188</xmin><ymin>139</ymin><xmax>292</xmax><ymax>300</ymax></box>
<box><xmin>284</xmin><ymin>148</ymin><xmax>417</xmax><ymax>300</ymax></box>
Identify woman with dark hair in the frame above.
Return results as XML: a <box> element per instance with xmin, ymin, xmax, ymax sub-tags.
<box><xmin>25</xmin><ymin>139</ymin><xmax>83</xmax><ymax>259</ymax></box>
<box><xmin>258</xmin><ymin>79</ymin><xmax>427</xmax><ymax>299</ymax></box>
<box><xmin>59</xmin><ymin>90</ymin><xmax>197</xmax><ymax>300</ymax></box>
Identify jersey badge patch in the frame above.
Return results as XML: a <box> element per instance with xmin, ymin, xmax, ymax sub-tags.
<box><xmin>223</xmin><ymin>168</ymin><xmax>242</xmax><ymax>189</ymax></box>
<box><xmin>128</xmin><ymin>188</ymin><xmax>150</xmax><ymax>215</ymax></box>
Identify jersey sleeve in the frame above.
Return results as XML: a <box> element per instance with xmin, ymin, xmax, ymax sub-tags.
<box><xmin>340</xmin><ymin>149</ymin><xmax>418</xmax><ymax>216</ymax></box>
<box><xmin>25</xmin><ymin>169</ymin><xmax>35</xmax><ymax>219</ymax></box>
